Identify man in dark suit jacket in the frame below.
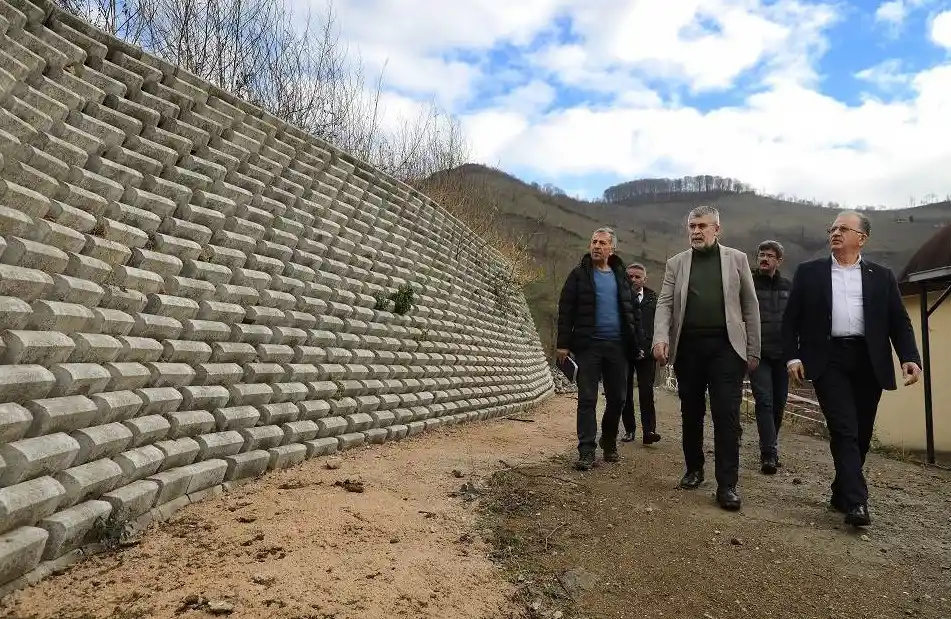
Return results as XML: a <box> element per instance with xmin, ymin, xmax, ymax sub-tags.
<box><xmin>621</xmin><ymin>263</ymin><xmax>661</xmax><ymax>445</ymax></box>
<box><xmin>782</xmin><ymin>210</ymin><xmax>921</xmax><ymax>528</ymax></box>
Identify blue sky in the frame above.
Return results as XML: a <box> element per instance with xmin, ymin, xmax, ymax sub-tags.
<box><xmin>326</xmin><ymin>0</ymin><xmax>951</xmax><ymax>208</ymax></box>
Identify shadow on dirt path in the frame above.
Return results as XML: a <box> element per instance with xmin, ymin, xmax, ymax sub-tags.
<box><xmin>480</xmin><ymin>392</ymin><xmax>951</xmax><ymax>619</ymax></box>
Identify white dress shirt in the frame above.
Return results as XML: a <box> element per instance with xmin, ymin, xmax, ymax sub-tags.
<box><xmin>787</xmin><ymin>255</ymin><xmax>865</xmax><ymax>368</ymax></box>
<box><xmin>830</xmin><ymin>255</ymin><xmax>864</xmax><ymax>336</ymax></box>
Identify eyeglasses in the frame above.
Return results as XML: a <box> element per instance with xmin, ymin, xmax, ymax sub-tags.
<box><xmin>827</xmin><ymin>225</ymin><xmax>866</xmax><ymax>236</ymax></box>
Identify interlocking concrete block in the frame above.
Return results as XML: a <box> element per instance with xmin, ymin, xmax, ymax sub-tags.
<box><xmin>363</xmin><ymin>428</ymin><xmax>387</xmax><ymax>445</ymax></box>
<box><xmin>112</xmin><ymin>445</ymin><xmax>163</xmax><ymax>481</ymax></box>
<box><xmin>0</xmin><ymin>433</ymin><xmax>79</xmax><ymax>486</ymax></box>
<box><xmin>193</xmin><ymin>363</ymin><xmax>243</xmax><ymax>386</ymax></box>
<box><xmin>103</xmin><ymin>361</ymin><xmax>150</xmax><ymax>391</ymax></box>
<box><xmin>280</xmin><ymin>420</ymin><xmax>318</xmax><ymax>444</ymax></box>
<box><xmin>194</xmin><ymin>430</ymin><xmax>244</xmax><ymax>460</ymax></box>
<box><xmin>160</xmin><ymin>340</ymin><xmax>212</xmax><ymax>365</ymax></box>
<box><xmin>48</xmin><ymin>363</ymin><xmax>111</xmax><ymax>397</ymax></box>
<box><xmin>153</xmin><ymin>437</ymin><xmax>199</xmax><ymax>470</ymax></box>
<box><xmin>314</xmin><ymin>416</ymin><xmax>346</xmax><ymax>438</ymax></box>
<box><xmin>24</xmin><ymin>395</ymin><xmax>97</xmax><ymax>437</ymax></box>
<box><xmin>212</xmin><ymin>405</ymin><xmax>259</xmax><ymax>431</ymax></box>
<box><xmin>165</xmin><ymin>410</ymin><xmax>215</xmax><ymax>439</ymax></box>
<box><xmin>386</xmin><ymin>425</ymin><xmax>409</xmax><ymax>441</ymax></box>
<box><xmin>68</xmin><ymin>334</ymin><xmax>122</xmax><ymax>364</ymax></box>
<box><xmin>223</xmin><ymin>450</ymin><xmax>267</xmax><ymax>481</ymax></box>
<box><xmin>239</xmin><ymin>425</ymin><xmax>283</xmax><ymax>451</ymax></box>
<box><xmin>0</xmin><ymin>403</ymin><xmax>31</xmax><ymax>444</ymax></box>
<box><xmin>38</xmin><ymin>499</ymin><xmax>112</xmax><ymax>560</ymax></box>
<box><xmin>0</xmin><ymin>526</ymin><xmax>47</xmax><ymax>583</ymax></box>
<box><xmin>335</xmin><ymin>432</ymin><xmax>365</xmax><ymax>451</ymax></box>
<box><xmin>303</xmin><ymin>437</ymin><xmax>337</xmax><ymax>458</ymax></box>
<box><xmin>2</xmin><ymin>330</ymin><xmax>74</xmax><ymax>365</ymax></box>
<box><xmin>267</xmin><ymin>444</ymin><xmax>306</xmax><ymax>471</ymax></box>
<box><xmin>257</xmin><ymin>402</ymin><xmax>298</xmax><ymax>425</ymax></box>
<box><xmin>122</xmin><ymin>415</ymin><xmax>170</xmax><ymax>446</ymax></box>
<box><xmin>100</xmin><ymin>479</ymin><xmax>159</xmax><ymax>520</ymax></box>
<box><xmin>182</xmin><ymin>459</ymin><xmax>226</xmax><ymax>494</ymax></box>
<box><xmin>54</xmin><ymin>457</ymin><xmax>123</xmax><ymax>508</ymax></box>
<box><xmin>143</xmin><ymin>362</ymin><xmax>194</xmax><ymax>388</ymax></box>
<box><xmin>145</xmin><ymin>465</ymin><xmax>191</xmax><ymax>506</ymax></box>
<box><xmin>210</xmin><ymin>342</ymin><xmax>256</xmax><ymax>364</ymax></box>
<box><xmin>115</xmin><ymin>335</ymin><xmax>163</xmax><ymax>362</ymax></box>
<box><xmin>89</xmin><ymin>390</ymin><xmax>143</xmax><ymax>423</ymax></box>
<box><xmin>70</xmin><ymin>423</ymin><xmax>133</xmax><ymax>465</ymax></box>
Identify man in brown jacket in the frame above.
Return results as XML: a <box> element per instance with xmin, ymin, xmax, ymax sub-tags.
<box><xmin>652</xmin><ymin>205</ymin><xmax>761</xmax><ymax>510</ymax></box>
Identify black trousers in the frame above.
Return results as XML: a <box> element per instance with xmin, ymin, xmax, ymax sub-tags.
<box><xmin>576</xmin><ymin>339</ymin><xmax>628</xmax><ymax>456</ymax></box>
<box><xmin>621</xmin><ymin>356</ymin><xmax>657</xmax><ymax>436</ymax></box>
<box><xmin>673</xmin><ymin>332</ymin><xmax>747</xmax><ymax>488</ymax></box>
<box><xmin>811</xmin><ymin>338</ymin><xmax>883</xmax><ymax>507</ymax></box>
<box><xmin>749</xmin><ymin>357</ymin><xmax>790</xmax><ymax>459</ymax></box>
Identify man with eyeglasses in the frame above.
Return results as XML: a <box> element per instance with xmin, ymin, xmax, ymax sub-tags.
<box><xmin>782</xmin><ymin>210</ymin><xmax>921</xmax><ymax>528</ymax></box>
<box><xmin>653</xmin><ymin>206</ymin><xmax>760</xmax><ymax>511</ymax></box>
<box><xmin>751</xmin><ymin>240</ymin><xmax>792</xmax><ymax>475</ymax></box>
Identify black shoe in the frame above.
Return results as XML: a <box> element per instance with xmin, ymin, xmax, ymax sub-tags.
<box><xmin>845</xmin><ymin>504</ymin><xmax>871</xmax><ymax>527</ymax></box>
<box><xmin>620</xmin><ymin>432</ymin><xmax>636</xmax><ymax>442</ymax></box>
<box><xmin>603</xmin><ymin>450</ymin><xmax>620</xmax><ymax>462</ymax></box>
<box><xmin>575</xmin><ymin>454</ymin><xmax>595</xmax><ymax>471</ymax></box>
<box><xmin>760</xmin><ymin>456</ymin><xmax>778</xmax><ymax>475</ymax></box>
<box><xmin>643</xmin><ymin>432</ymin><xmax>661</xmax><ymax>445</ymax></box>
<box><xmin>679</xmin><ymin>469</ymin><xmax>704</xmax><ymax>489</ymax></box>
<box><xmin>717</xmin><ymin>486</ymin><xmax>742</xmax><ymax>511</ymax></box>
<box><xmin>829</xmin><ymin>494</ymin><xmax>848</xmax><ymax>513</ymax></box>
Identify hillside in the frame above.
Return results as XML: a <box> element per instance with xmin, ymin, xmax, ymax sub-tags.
<box><xmin>438</xmin><ymin>165</ymin><xmax>951</xmax><ymax>354</ymax></box>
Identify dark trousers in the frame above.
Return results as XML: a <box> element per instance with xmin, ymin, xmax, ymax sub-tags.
<box><xmin>811</xmin><ymin>338</ymin><xmax>883</xmax><ymax>507</ymax></box>
<box><xmin>673</xmin><ymin>332</ymin><xmax>747</xmax><ymax>488</ymax></box>
<box><xmin>749</xmin><ymin>357</ymin><xmax>789</xmax><ymax>459</ymax></box>
<box><xmin>621</xmin><ymin>356</ymin><xmax>657</xmax><ymax>436</ymax></box>
<box><xmin>576</xmin><ymin>339</ymin><xmax>628</xmax><ymax>456</ymax></box>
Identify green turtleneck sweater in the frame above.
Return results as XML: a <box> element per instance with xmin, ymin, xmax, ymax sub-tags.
<box><xmin>682</xmin><ymin>242</ymin><xmax>726</xmax><ymax>333</ymax></box>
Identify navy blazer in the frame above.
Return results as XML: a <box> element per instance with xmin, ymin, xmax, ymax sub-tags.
<box><xmin>781</xmin><ymin>257</ymin><xmax>920</xmax><ymax>391</ymax></box>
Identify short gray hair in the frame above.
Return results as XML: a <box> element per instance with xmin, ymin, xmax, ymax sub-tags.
<box><xmin>687</xmin><ymin>205</ymin><xmax>720</xmax><ymax>224</ymax></box>
<box><xmin>757</xmin><ymin>240</ymin><xmax>784</xmax><ymax>259</ymax></box>
<box><xmin>591</xmin><ymin>227</ymin><xmax>617</xmax><ymax>249</ymax></box>
<box><xmin>836</xmin><ymin>210</ymin><xmax>871</xmax><ymax>236</ymax></box>
<box><xmin>628</xmin><ymin>262</ymin><xmax>646</xmax><ymax>272</ymax></box>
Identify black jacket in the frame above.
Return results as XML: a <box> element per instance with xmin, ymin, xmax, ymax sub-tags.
<box><xmin>781</xmin><ymin>257</ymin><xmax>920</xmax><ymax>391</ymax></box>
<box><xmin>632</xmin><ymin>285</ymin><xmax>656</xmax><ymax>347</ymax></box>
<box><xmin>753</xmin><ymin>269</ymin><xmax>791</xmax><ymax>359</ymax></box>
<box><xmin>557</xmin><ymin>254</ymin><xmax>641</xmax><ymax>356</ymax></box>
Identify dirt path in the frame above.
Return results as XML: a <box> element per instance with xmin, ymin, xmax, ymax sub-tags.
<box><xmin>3</xmin><ymin>392</ymin><xmax>950</xmax><ymax>619</ymax></box>
<box><xmin>483</xmin><ymin>393</ymin><xmax>951</xmax><ymax>619</ymax></box>
<box><xmin>0</xmin><ymin>397</ymin><xmax>576</xmax><ymax>619</ymax></box>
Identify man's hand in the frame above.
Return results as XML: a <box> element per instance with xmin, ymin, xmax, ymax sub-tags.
<box><xmin>747</xmin><ymin>356</ymin><xmax>760</xmax><ymax>372</ymax></box>
<box><xmin>556</xmin><ymin>348</ymin><xmax>570</xmax><ymax>363</ymax></box>
<box><xmin>652</xmin><ymin>342</ymin><xmax>668</xmax><ymax>365</ymax></box>
<box><xmin>902</xmin><ymin>362</ymin><xmax>922</xmax><ymax>386</ymax></box>
<box><xmin>787</xmin><ymin>361</ymin><xmax>805</xmax><ymax>385</ymax></box>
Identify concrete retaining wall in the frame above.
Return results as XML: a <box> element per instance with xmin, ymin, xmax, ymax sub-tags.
<box><xmin>0</xmin><ymin>0</ymin><xmax>553</xmax><ymax>588</ymax></box>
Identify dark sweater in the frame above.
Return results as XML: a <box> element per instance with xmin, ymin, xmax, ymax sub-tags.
<box><xmin>682</xmin><ymin>243</ymin><xmax>726</xmax><ymax>333</ymax></box>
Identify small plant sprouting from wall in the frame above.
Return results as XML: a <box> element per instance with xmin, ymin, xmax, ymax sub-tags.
<box><xmin>372</xmin><ymin>291</ymin><xmax>391</xmax><ymax>312</ymax></box>
<box><xmin>389</xmin><ymin>283</ymin><xmax>416</xmax><ymax>315</ymax></box>
<box><xmin>488</xmin><ymin>267</ymin><xmax>519</xmax><ymax>315</ymax></box>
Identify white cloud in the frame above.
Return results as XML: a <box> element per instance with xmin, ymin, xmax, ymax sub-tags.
<box><xmin>875</xmin><ymin>1</ymin><xmax>908</xmax><ymax>27</ymax></box>
<box><xmin>931</xmin><ymin>10</ymin><xmax>951</xmax><ymax>49</ymax></box>
<box><xmin>309</xmin><ymin>0</ymin><xmax>951</xmax><ymax>208</ymax></box>
<box><xmin>855</xmin><ymin>59</ymin><xmax>912</xmax><ymax>91</ymax></box>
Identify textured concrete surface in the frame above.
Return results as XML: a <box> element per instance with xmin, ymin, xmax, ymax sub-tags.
<box><xmin>0</xmin><ymin>0</ymin><xmax>553</xmax><ymax>589</ymax></box>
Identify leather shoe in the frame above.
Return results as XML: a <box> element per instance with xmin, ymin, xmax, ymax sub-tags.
<box><xmin>829</xmin><ymin>494</ymin><xmax>848</xmax><ymax>513</ymax></box>
<box><xmin>643</xmin><ymin>432</ymin><xmax>661</xmax><ymax>445</ymax></box>
<box><xmin>679</xmin><ymin>469</ymin><xmax>704</xmax><ymax>489</ymax></box>
<box><xmin>760</xmin><ymin>456</ymin><xmax>778</xmax><ymax>475</ymax></box>
<box><xmin>620</xmin><ymin>432</ymin><xmax>636</xmax><ymax>442</ymax></box>
<box><xmin>574</xmin><ymin>454</ymin><xmax>595</xmax><ymax>471</ymax></box>
<box><xmin>717</xmin><ymin>486</ymin><xmax>742</xmax><ymax>511</ymax></box>
<box><xmin>845</xmin><ymin>504</ymin><xmax>871</xmax><ymax>527</ymax></box>
<box><xmin>603</xmin><ymin>450</ymin><xmax>620</xmax><ymax>463</ymax></box>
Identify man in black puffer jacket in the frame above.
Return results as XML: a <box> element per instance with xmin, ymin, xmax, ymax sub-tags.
<box><xmin>556</xmin><ymin>227</ymin><xmax>642</xmax><ymax>470</ymax></box>
<box><xmin>751</xmin><ymin>240</ymin><xmax>793</xmax><ymax>474</ymax></box>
